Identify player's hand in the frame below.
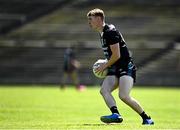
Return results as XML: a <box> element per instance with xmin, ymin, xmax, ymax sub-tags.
<box><xmin>95</xmin><ymin>63</ymin><xmax>107</xmax><ymax>73</ymax></box>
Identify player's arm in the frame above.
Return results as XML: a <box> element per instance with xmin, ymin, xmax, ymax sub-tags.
<box><xmin>105</xmin><ymin>43</ymin><xmax>120</xmax><ymax>67</ymax></box>
<box><xmin>96</xmin><ymin>30</ymin><xmax>121</xmax><ymax>72</ymax></box>
<box><xmin>71</xmin><ymin>58</ymin><xmax>81</xmax><ymax>68</ymax></box>
<box><xmin>96</xmin><ymin>43</ymin><xmax>120</xmax><ymax>72</ymax></box>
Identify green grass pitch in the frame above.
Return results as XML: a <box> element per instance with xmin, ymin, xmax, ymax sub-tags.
<box><xmin>0</xmin><ymin>85</ymin><xmax>180</xmax><ymax>130</ymax></box>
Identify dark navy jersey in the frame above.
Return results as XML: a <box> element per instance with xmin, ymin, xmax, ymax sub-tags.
<box><xmin>63</xmin><ymin>48</ymin><xmax>76</xmax><ymax>72</ymax></box>
<box><xmin>100</xmin><ymin>24</ymin><xmax>132</xmax><ymax>72</ymax></box>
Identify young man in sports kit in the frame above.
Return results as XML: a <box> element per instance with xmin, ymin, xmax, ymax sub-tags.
<box><xmin>61</xmin><ymin>47</ymin><xmax>85</xmax><ymax>91</ymax></box>
<box><xmin>87</xmin><ymin>8</ymin><xmax>154</xmax><ymax>125</ymax></box>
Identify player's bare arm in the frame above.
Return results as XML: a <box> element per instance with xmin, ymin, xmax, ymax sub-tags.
<box><xmin>95</xmin><ymin>43</ymin><xmax>120</xmax><ymax>73</ymax></box>
<box><xmin>107</xmin><ymin>43</ymin><xmax>121</xmax><ymax>66</ymax></box>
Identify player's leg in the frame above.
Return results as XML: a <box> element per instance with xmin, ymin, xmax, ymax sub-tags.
<box><xmin>60</xmin><ymin>72</ymin><xmax>68</xmax><ymax>89</ymax></box>
<box><xmin>70</xmin><ymin>70</ymin><xmax>85</xmax><ymax>91</ymax></box>
<box><xmin>119</xmin><ymin>75</ymin><xmax>143</xmax><ymax>113</ymax></box>
<box><xmin>70</xmin><ymin>70</ymin><xmax>79</xmax><ymax>87</ymax></box>
<box><xmin>100</xmin><ymin>76</ymin><xmax>123</xmax><ymax>123</ymax></box>
<box><xmin>118</xmin><ymin>75</ymin><xmax>154</xmax><ymax>125</ymax></box>
<box><xmin>100</xmin><ymin>76</ymin><xmax>118</xmax><ymax>108</ymax></box>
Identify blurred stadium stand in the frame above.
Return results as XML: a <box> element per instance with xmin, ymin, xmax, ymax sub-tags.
<box><xmin>0</xmin><ymin>0</ymin><xmax>74</xmax><ymax>35</ymax></box>
<box><xmin>0</xmin><ymin>0</ymin><xmax>180</xmax><ymax>86</ymax></box>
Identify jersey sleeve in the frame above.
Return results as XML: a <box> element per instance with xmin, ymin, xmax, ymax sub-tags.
<box><xmin>105</xmin><ymin>30</ymin><xmax>120</xmax><ymax>45</ymax></box>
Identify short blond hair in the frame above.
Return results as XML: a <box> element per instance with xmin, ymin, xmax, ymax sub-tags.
<box><xmin>87</xmin><ymin>8</ymin><xmax>105</xmax><ymax>20</ymax></box>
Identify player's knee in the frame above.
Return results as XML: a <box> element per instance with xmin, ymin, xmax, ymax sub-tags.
<box><xmin>119</xmin><ymin>93</ymin><xmax>130</xmax><ymax>102</ymax></box>
<box><xmin>100</xmin><ymin>87</ymin><xmax>110</xmax><ymax>96</ymax></box>
<box><xmin>100</xmin><ymin>88</ymin><xmax>105</xmax><ymax>95</ymax></box>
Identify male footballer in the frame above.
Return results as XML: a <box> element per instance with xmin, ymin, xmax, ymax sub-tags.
<box><xmin>87</xmin><ymin>8</ymin><xmax>154</xmax><ymax>125</ymax></box>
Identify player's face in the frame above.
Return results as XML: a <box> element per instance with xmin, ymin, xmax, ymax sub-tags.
<box><xmin>88</xmin><ymin>16</ymin><xmax>100</xmax><ymax>31</ymax></box>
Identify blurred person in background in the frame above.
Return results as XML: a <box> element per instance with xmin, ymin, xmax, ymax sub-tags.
<box><xmin>60</xmin><ymin>46</ymin><xmax>85</xmax><ymax>91</ymax></box>
<box><xmin>87</xmin><ymin>8</ymin><xmax>154</xmax><ymax>125</ymax></box>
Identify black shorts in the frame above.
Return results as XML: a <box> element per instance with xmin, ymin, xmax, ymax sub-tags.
<box><xmin>107</xmin><ymin>61</ymin><xmax>136</xmax><ymax>82</ymax></box>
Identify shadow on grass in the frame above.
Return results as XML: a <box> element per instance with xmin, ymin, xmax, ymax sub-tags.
<box><xmin>66</xmin><ymin>123</ymin><xmax>119</xmax><ymax>126</ymax></box>
<box><xmin>83</xmin><ymin>124</ymin><xmax>106</xmax><ymax>126</ymax></box>
<box><xmin>82</xmin><ymin>123</ymin><xmax>120</xmax><ymax>126</ymax></box>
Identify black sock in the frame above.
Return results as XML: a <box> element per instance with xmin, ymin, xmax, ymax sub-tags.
<box><xmin>110</xmin><ymin>106</ymin><xmax>119</xmax><ymax>114</ymax></box>
<box><xmin>140</xmin><ymin>111</ymin><xmax>150</xmax><ymax>120</ymax></box>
